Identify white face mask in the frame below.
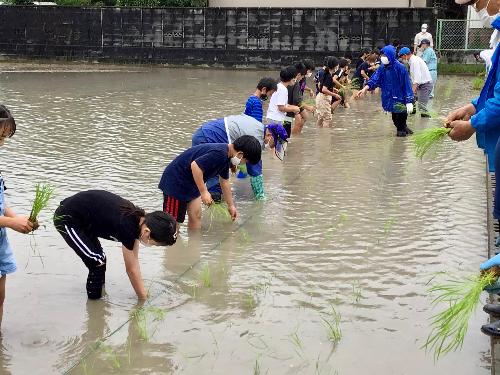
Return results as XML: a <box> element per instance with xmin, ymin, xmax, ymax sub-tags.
<box><xmin>380</xmin><ymin>56</ymin><xmax>390</xmax><ymax>65</ymax></box>
<box><xmin>264</xmin><ymin>142</ymin><xmax>270</xmax><ymax>150</ymax></box>
<box><xmin>306</xmin><ymin>72</ymin><xmax>312</xmax><ymax>78</ymax></box>
<box><xmin>421</xmin><ymin>28</ymin><xmax>427</xmax><ymax>33</ymax></box>
<box><xmin>231</xmin><ymin>154</ymin><xmax>242</xmax><ymax>166</ymax></box>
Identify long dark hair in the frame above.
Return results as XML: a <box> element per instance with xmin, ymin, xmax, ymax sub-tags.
<box><xmin>0</xmin><ymin>105</ymin><xmax>16</xmax><ymax>138</ymax></box>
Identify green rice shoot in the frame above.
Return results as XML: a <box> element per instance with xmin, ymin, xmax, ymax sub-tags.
<box><xmin>29</xmin><ymin>183</ymin><xmax>54</xmax><ymax>223</ymax></box>
<box><xmin>207</xmin><ymin>202</ymin><xmax>231</xmax><ymax>225</ymax></box>
<box><xmin>238</xmin><ymin>164</ymin><xmax>248</xmax><ymax>175</ymax></box>
<box><xmin>412</xmin><ymin>127</ymin><xmax>451</xmax><ymax>159</ymax></box>
<box><xmin>321</xmin><ymin>304</ymin><xmax>342</xmax><ymax>344</ymax></box>
<box><xmin>199</xmin><ymin>263</ymin><xmax>212</xmax><ymax>288</ymax></box>
<box><xmin>424</xmin><ymin>269</ymin><xmax>499</xmax><ymax>360</ymax></box>
<box><xmin>130</xmin><ymin>306</ymin><xmax>166</xmax><ymax>341</ymax></box>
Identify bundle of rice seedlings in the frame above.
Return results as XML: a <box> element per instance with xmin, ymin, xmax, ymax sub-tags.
<box><xmin>29</xmin><ymin>183</ymin><xmax>54</xmax><ymax>224</ymax></box>
<box><xmin>199</xmin><ymin>263</ymin><xmax>212</xmax><ymax>288</ymax></box>
<box><xmin>300</xmin><ymin>98</ymin><xmax>316</xmax><ymax>107</ymax></box>
<box><xmin>238</xmin><ymin>164</ymin><xmax>248</xmax><ymax>175</ymax></box>
<box><xmin>208</xmin><ymin>202</ymin><xmax>231</xmax><ymax>221</ymax></box>
<box><xmin>412</xmin><ymin>127</ymin><xmax>451</xmax><ymax>159</ymax></box>
<box><xmin>424</xmin><ymin>267</ymin><xmax>500</xmax><ymax>360</ymax></box>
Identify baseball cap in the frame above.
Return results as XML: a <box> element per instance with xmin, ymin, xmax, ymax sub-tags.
<box><xmin>419</xmin><ymin>39</ymin><xmax>431</xmax><ymax>47</ymax></box>
<box><xmin>398</xmin><ymin>47</ymin><xmax>412</xmax><ymax>56</ymax></box>
<box><xmin>421</xmin><ymin>23</ymin><xmax>428</xmax><ymax>29</ymax></box>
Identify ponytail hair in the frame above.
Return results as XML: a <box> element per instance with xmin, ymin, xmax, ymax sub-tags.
<box><xmin>120</xmin><ymin>201</ymin><xmax>146</xmax><ymax>219</ymax></box>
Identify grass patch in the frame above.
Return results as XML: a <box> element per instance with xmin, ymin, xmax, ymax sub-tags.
<box><xmin>424</xmin><ymin>267</ymin><xmax>500</xmax><ymax>360</ymax></box>
<box><xmin>472</xmin><ymin>75</ymin><xmax>485</xmax><ymax>90</ymax></box>
<box><xmin>438</xmin><ymin>63</ymin><xmax>485</xmax><ymax>75</ymax></box>
<box><xmin>411</xmin><ymin>127</ymin><xmax>451</xmax><ymax>159</ymax></box>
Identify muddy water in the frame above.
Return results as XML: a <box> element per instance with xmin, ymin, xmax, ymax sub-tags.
<box><xmin>0</xmin><ymin>68</ymin><xmax>491</xmax><ymax>375</ymax></box>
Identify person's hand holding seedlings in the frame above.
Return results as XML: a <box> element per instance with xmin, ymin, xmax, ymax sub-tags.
<box><xmin>480</xmin><ymin>253</ymin><xmax>500</xmax><ymax>293</ymax></box>
<box><xmin>191</xmin><ymin>160</ymin><xmax>214</xmax><ymax>207</ymax></box>
<box><xmin>5</xmin><ymin>215</ymin><xmax>34</xmax><ymax>234</ymax></box>
<box><xmin>448</xmin><ymin>120</ymin><xmax>476</xmax><ymax>141</ymax></box>
<box><xmin>445</xmin><ymin>103</ymin><xmax>476</xmax><ymax>125</ymax></box>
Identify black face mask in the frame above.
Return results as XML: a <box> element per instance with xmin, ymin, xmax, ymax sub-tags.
<box><xmin>260</xmin><ymin>94</ymin><xmax>268</xmax><ymax>101</ymax></box>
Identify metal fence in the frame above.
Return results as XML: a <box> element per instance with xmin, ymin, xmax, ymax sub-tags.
<box><xmin>436</xmin><ymin>18</ymin><xmax>492</xmax><ymax>51</ymax></box>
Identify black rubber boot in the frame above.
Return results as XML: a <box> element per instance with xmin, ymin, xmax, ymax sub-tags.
<box><xmin>86</xmin><ymin>264</ymin><xmax>106</xmax><ymax>300</ymax></box>
<box><xmin>405</xmin><ymin>127</ymin><xmax>414</xmax><ymax>135</ymax></box>
<box><xmin>396</xmin><ymin>131</ymin><xmax>407</xmax><ymax>137</ymax></box>
<box><xmin>481</xmin><ymin>319</ymin><xmax>500</xmax><ymax>337</ymax></box>
<box><xmin>484</xmin><ymin>304</ymin><xmax>500</xmax><ymax>318</ymax></box>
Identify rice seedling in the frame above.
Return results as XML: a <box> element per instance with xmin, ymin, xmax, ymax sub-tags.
<box><xmin>351</xmin><ymin>280</ymin><xmax>362</xmax><ymax>304</ymax></box>
<box><xmin>411</xmin><ymin>127</ymin><xmax>451</xmax><ymax>159</ymax></box>
<box><xmin>300</xmin><ymin>98</ymin><xmax>316</xmax><ymax>107</ymax></box>
<box><xmin>383</xmin><ymin>218</ymin><xmax>396</xmax><ymax>236</ymax></box>
<box><xmin>253</xmin><ymin>358</ymin><xmax>261</xmax><ymax>375</ymax></box>
<box><xmin>238</xmin><ymin>164</ymin><xmax>248</xmax><ymax>175</ymax></box>
<box><xmin>321</xmin><ymin>305</ymin><xmax>342</xmax><ymax>344</ymax></box>
<box><xmin>99</xmin><ymin>343</ymin><xmax>120</xmax><ymax>369</ymax></box>
<box><xmin>244</xmin><ymin>290</ymin><xmax>256</xmax><ymax>309</ymax></box>
<box><xmin>288</xmin><ymin>328</ymin><xmax>304</xmax><ymax>357</ymax></box>
<box><xmin>424</xmin><ymin>267</ymin><xmax>500</xmax><ymax>360</ymax></box>
<box><xmin>199</xmin><ymin>263</ymin><xmax>212</xmax><ymax>288</ymax></box>
<box><xmin>29</xmin><ymin>183</ymin><xmax>54</xmax><ymax>225</ymax></box>
<box><xmin>130</xmin><ymin>306</ymin><xmax>166</xmax><ymax>341</ymax></box>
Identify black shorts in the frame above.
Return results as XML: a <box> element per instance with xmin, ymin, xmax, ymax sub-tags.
<box><xmin>163</xmin><ymin>194</ymin><xmax>188</xmax><ymax>224</ymax></box>
<box><xmin>54</xmin><ymin>205</ymin><xmax>106</xmax><ymax>270</ymax></box>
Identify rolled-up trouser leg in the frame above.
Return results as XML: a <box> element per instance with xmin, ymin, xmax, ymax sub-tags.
<box><xmin>417</xmin><ymin>82</ymin><xmax>432</xmax><ymax>114</ymax></box>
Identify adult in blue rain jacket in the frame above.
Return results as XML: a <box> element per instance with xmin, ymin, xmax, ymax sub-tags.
<box><xmin>446</xmin><ymin>16</ymin><xmax>500</xmax><ymax>173</ymax></box>
<box><xmin>445</xmin><ymin>15</ymin><xmax>500</xmax><ymax>338</ymax></box>
<box><xmin>356</xmin><ymin>45</ymin><xmax>415</xmax><ymax>137</ymax></box>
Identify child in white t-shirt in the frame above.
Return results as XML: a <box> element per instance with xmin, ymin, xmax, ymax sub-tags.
<box><xmin>266</xmin><ymin>66</ymin><xmax>301</xmax><ymax>136</ymax></box>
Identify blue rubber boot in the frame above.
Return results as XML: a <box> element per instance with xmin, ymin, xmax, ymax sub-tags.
<box><xmin>250</xmin><ymin>175</ymin><xmax>266</xmax><ymax>201</ymax></box>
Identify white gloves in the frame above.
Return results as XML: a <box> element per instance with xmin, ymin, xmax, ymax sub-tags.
<box><xmin>406</xmin><ymin>103</ymin><xmax>414</xmax><ymax>114</ymax></box>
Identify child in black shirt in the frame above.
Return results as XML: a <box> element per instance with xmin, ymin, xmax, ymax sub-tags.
<box><xmin>54</xmin><ymin>190</ymin><xmax>177</xmax><ymax>300</ymax></box>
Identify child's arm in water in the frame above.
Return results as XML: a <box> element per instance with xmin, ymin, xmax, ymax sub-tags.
<box><xmin>122</xmin><ymin>242</ymin><xmax>147</xmax><ymax>300</ymax></box>
<box><xmin>220</xmin><ymin>177</ymin><xmax>237</xmax><ymax>221</ymax></box>
<box><xmin>0</xmin><ymin>207</ymin><xmax>34</xmax><ymax>234</ymax></box>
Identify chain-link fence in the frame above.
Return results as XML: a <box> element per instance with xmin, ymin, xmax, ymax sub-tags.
<box><xmin>436</xmin><ymin>18</ymin><xmax>493</xmax><ymax>51</ymax></box>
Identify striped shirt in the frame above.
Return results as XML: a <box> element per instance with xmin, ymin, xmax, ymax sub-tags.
<box><xmin>244</xmin><ymin>95</ymin><xmax>263</xmax><ymax>123</ymax></box>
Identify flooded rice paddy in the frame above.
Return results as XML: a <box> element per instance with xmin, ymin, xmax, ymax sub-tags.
<box><xmin>0</xmin><ymin>66</ymin><xmax>492</xmax><ymax>374</ymax></box>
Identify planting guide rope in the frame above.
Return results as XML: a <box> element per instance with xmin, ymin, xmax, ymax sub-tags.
<box><xmin>61</xmin><ymin>166</ymin><xmax>308</xmax><ymax>374</ymax></box>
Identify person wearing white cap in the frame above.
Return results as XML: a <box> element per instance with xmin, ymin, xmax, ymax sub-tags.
<box><xmin>413</xmin><ymin>23</ymin><xmax>434</xmax><ymax>56</ymax></box>
<box><xmin>455</xmin><ymin>0</ymin><xmax>500</xmax><ymax>72</ymax></box>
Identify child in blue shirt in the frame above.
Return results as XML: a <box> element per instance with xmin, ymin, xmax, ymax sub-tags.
<box><xmin>159</xmin><ymin>136</ymin><xmax>262</xmax><ymax>231</ymax></box>
<box><xmin>244</xmin><ymin>77</ymin><xmax>277</xmax><ymax>122</ymax></box>
<box><xmin>0</xmin><ymin>105</ymin><xmax>37</xmax><ymax>327</ymax></box>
